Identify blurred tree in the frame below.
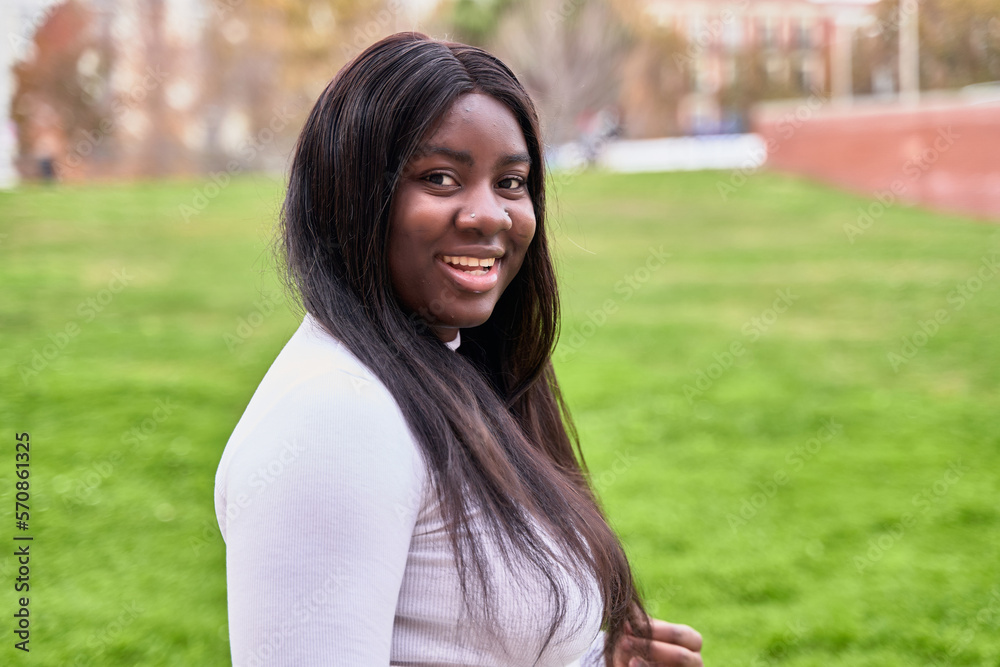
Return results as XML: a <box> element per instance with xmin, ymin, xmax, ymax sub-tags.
<box><xmin>617</xmin><ymin>24</ymin><xmax>687</xmax><ymax>138</ymax></box>
<box><xmin>869</xmin><ymin>0</ymin><xmax>1000</xmax><ymax>90</ymax></box>
<box><xmin>198</xmin><ymin>0</ymin><xmax>408</xmax><ymax>172</ymax></box>
<box><xmin>13</xmin><ymin>0</ymin><xmax>195</xmax><ymax>179</ymax></box>
<box><xmin>481</xmin><ymin>0</ymin><xmax>633</xmax><ymax>144</ymax></box>
<box><xmin>445</xmin><ymin>0</ymin><xmax>512</xmax><ymax>45</ymax></box>
<box><xmin>11</xmin><ymin>0</ymin><xmax>106</xmax><ymax>179</ymax></box>
<box><xmin>734</xmin><ymin>44</ymin><xmax>805</xmax><ymax>103</ymax></box>
<box><xmin>141</xmin><ymin>0</ymin><xmax>174</xmax><ymax>176</ymax></box>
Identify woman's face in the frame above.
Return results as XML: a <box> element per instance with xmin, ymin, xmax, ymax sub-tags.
<box><xmin>387</xmin><ymin>93</ymin><xmax>536</xmax><ymax>343</ymax></box>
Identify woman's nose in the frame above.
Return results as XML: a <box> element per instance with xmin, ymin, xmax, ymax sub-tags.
<box><xmin>455</xmin><ymin>184</ymin><xmax>511</xmax><ymax>234</ymax></box>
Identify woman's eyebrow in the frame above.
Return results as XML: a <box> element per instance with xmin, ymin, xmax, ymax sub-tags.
<box><xmin>412</xmin><ymin>144</ymin><xmax>531</xmax><ymax>168</ymax></box>
<box><xmin>413</xmin><ymin>145</ymin><xmax>473</xmax><ymax>165</ymax></box>
<box><xmin>498</xmin><ymin>151</ymin><xmax>532</xmax><ymax>168</ymax></box>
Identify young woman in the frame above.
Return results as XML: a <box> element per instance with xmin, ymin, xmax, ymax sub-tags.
<box><xmin>214</xmin><ymin>32</ymin><xmax>703</xmax><ymax>667</ymax></box>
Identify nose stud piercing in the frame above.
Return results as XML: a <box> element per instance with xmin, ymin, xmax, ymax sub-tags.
<box><xmin>466</xmin><ymin>210</ymin><xmax>510</xmax><ymax>221</ymax></box>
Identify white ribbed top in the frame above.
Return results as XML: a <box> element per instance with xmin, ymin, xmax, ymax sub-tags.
<box><xmin>215</xmin><ymin>314</ymin><xmax>606</xmax><ymax>666</ymax></box>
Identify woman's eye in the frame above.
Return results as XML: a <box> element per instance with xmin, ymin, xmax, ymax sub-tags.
<box><xmin>497</xmin><ymin>177</ymin><xmax>524</xmax><ymax>190</ymax></box>
<box><xmin>426</xmin><ymin>173</ymin><xmax>457</xmax><ymax>186</ymax></box>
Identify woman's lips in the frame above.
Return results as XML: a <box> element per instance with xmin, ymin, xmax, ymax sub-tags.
<box><xmin>436</xmin><ymin>256</ymin><xmax>500</xmax><ymax>293</ymax></box>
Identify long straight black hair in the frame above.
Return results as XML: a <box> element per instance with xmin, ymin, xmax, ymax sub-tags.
<box><xmin>280</xmin><ymin>31</ymin><xmax>650</xmax><ymax>665</ymax></box>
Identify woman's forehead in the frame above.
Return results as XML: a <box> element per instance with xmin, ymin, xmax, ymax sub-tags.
<box><xmin>413</xmin><ymin>94</ymin><xmax>528</xmax><ymax>156</ymax></box>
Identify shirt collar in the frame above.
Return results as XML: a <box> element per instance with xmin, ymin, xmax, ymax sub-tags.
<box><xmin>445</xmin><ymin>330</ymin><xmax>461</xmax><ymax>351</ymax></box>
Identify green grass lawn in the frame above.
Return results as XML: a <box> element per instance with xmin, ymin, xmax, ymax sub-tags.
<box><xmin>1</xmin><ymin>169</ymin><xmax>998</xmax><ymax>665</ymax></box>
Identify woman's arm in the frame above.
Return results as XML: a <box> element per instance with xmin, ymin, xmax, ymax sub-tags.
<box><xmin>218</xmin><ymin>375</ymin><xmax>427</xmax><ymax>666</ymax></box>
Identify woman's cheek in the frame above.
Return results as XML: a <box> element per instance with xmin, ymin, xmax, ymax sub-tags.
<box><xmin>514</xmin><ymin>215</ymin><xmax>536</xmax><ymax>244</ymax></box>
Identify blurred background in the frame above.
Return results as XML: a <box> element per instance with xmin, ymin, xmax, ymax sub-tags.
<box><xmin>3</xmin><ymin>0</ymin><xmax>999</xmax><ymax>217</ymax></box>
<box><xmin>2</xmin><ymin>0</ymin><xmax>1000</xmax><ymax>665</ymax></box>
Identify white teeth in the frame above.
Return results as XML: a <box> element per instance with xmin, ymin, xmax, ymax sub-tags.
<box><xmin>442</xmin><ymin>255</ymin><xmax>495</xmax><ymax>268</ymax></box>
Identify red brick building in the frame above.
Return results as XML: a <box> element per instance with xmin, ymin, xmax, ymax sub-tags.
<box><xmin>636</xmin><ymin>0</ymin><xmax>878</xmax><ymax>135</ymax></box>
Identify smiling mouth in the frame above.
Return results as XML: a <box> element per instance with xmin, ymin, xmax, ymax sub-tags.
<box><xmin>440</xmin><ymin>255</ymin><xmax>496</xmax><ymax>276</ymax></box>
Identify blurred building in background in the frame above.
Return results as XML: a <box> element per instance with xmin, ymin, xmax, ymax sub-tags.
<box><xmin>3</xmin><ymin>0</ymin><xmax>436</xmax><ymax>182</ymax></box>
<box><xmin>635</xmin><ymin>0</ymin><xmax>878</xmax><ymax>136</ymax></box>
<box><xmin>2</xmin><ymin>0</ymin><xmax>998</xmax><ymax>218</ymax></box>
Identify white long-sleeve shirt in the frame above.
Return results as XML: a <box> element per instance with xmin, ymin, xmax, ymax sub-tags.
<box><xmin>215</xmin><ymin>313</ymin><xmax>606</xmax><ymax>666</ymax></box>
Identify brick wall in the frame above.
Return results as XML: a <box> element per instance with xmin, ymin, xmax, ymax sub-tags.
<box><xmin>752</xmin><ymin>97</ymin><xmax>1000</xmax><ymax>221</ymax></box>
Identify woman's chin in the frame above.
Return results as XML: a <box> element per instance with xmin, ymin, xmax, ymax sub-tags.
<box><xmin>428</xmin><ymin>303</ymin><xmax>498</xmax><ymax>332</ymax></box>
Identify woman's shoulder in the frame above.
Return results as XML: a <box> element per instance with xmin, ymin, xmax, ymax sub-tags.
<box><xmin>232</xmin><ymin>313</ymin><xmax>403</xmax><ymax>428</ymax></box>
<box><xmin>215</xmin><ymin>314</ymin><xmax>427</xmax><ymax>521</ymax></box>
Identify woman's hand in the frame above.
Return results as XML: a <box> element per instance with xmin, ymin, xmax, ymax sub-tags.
<box><xmin>613</xmin><ymin>617</ymin><xmax>703</xmax><ymax>667</ymax></box>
